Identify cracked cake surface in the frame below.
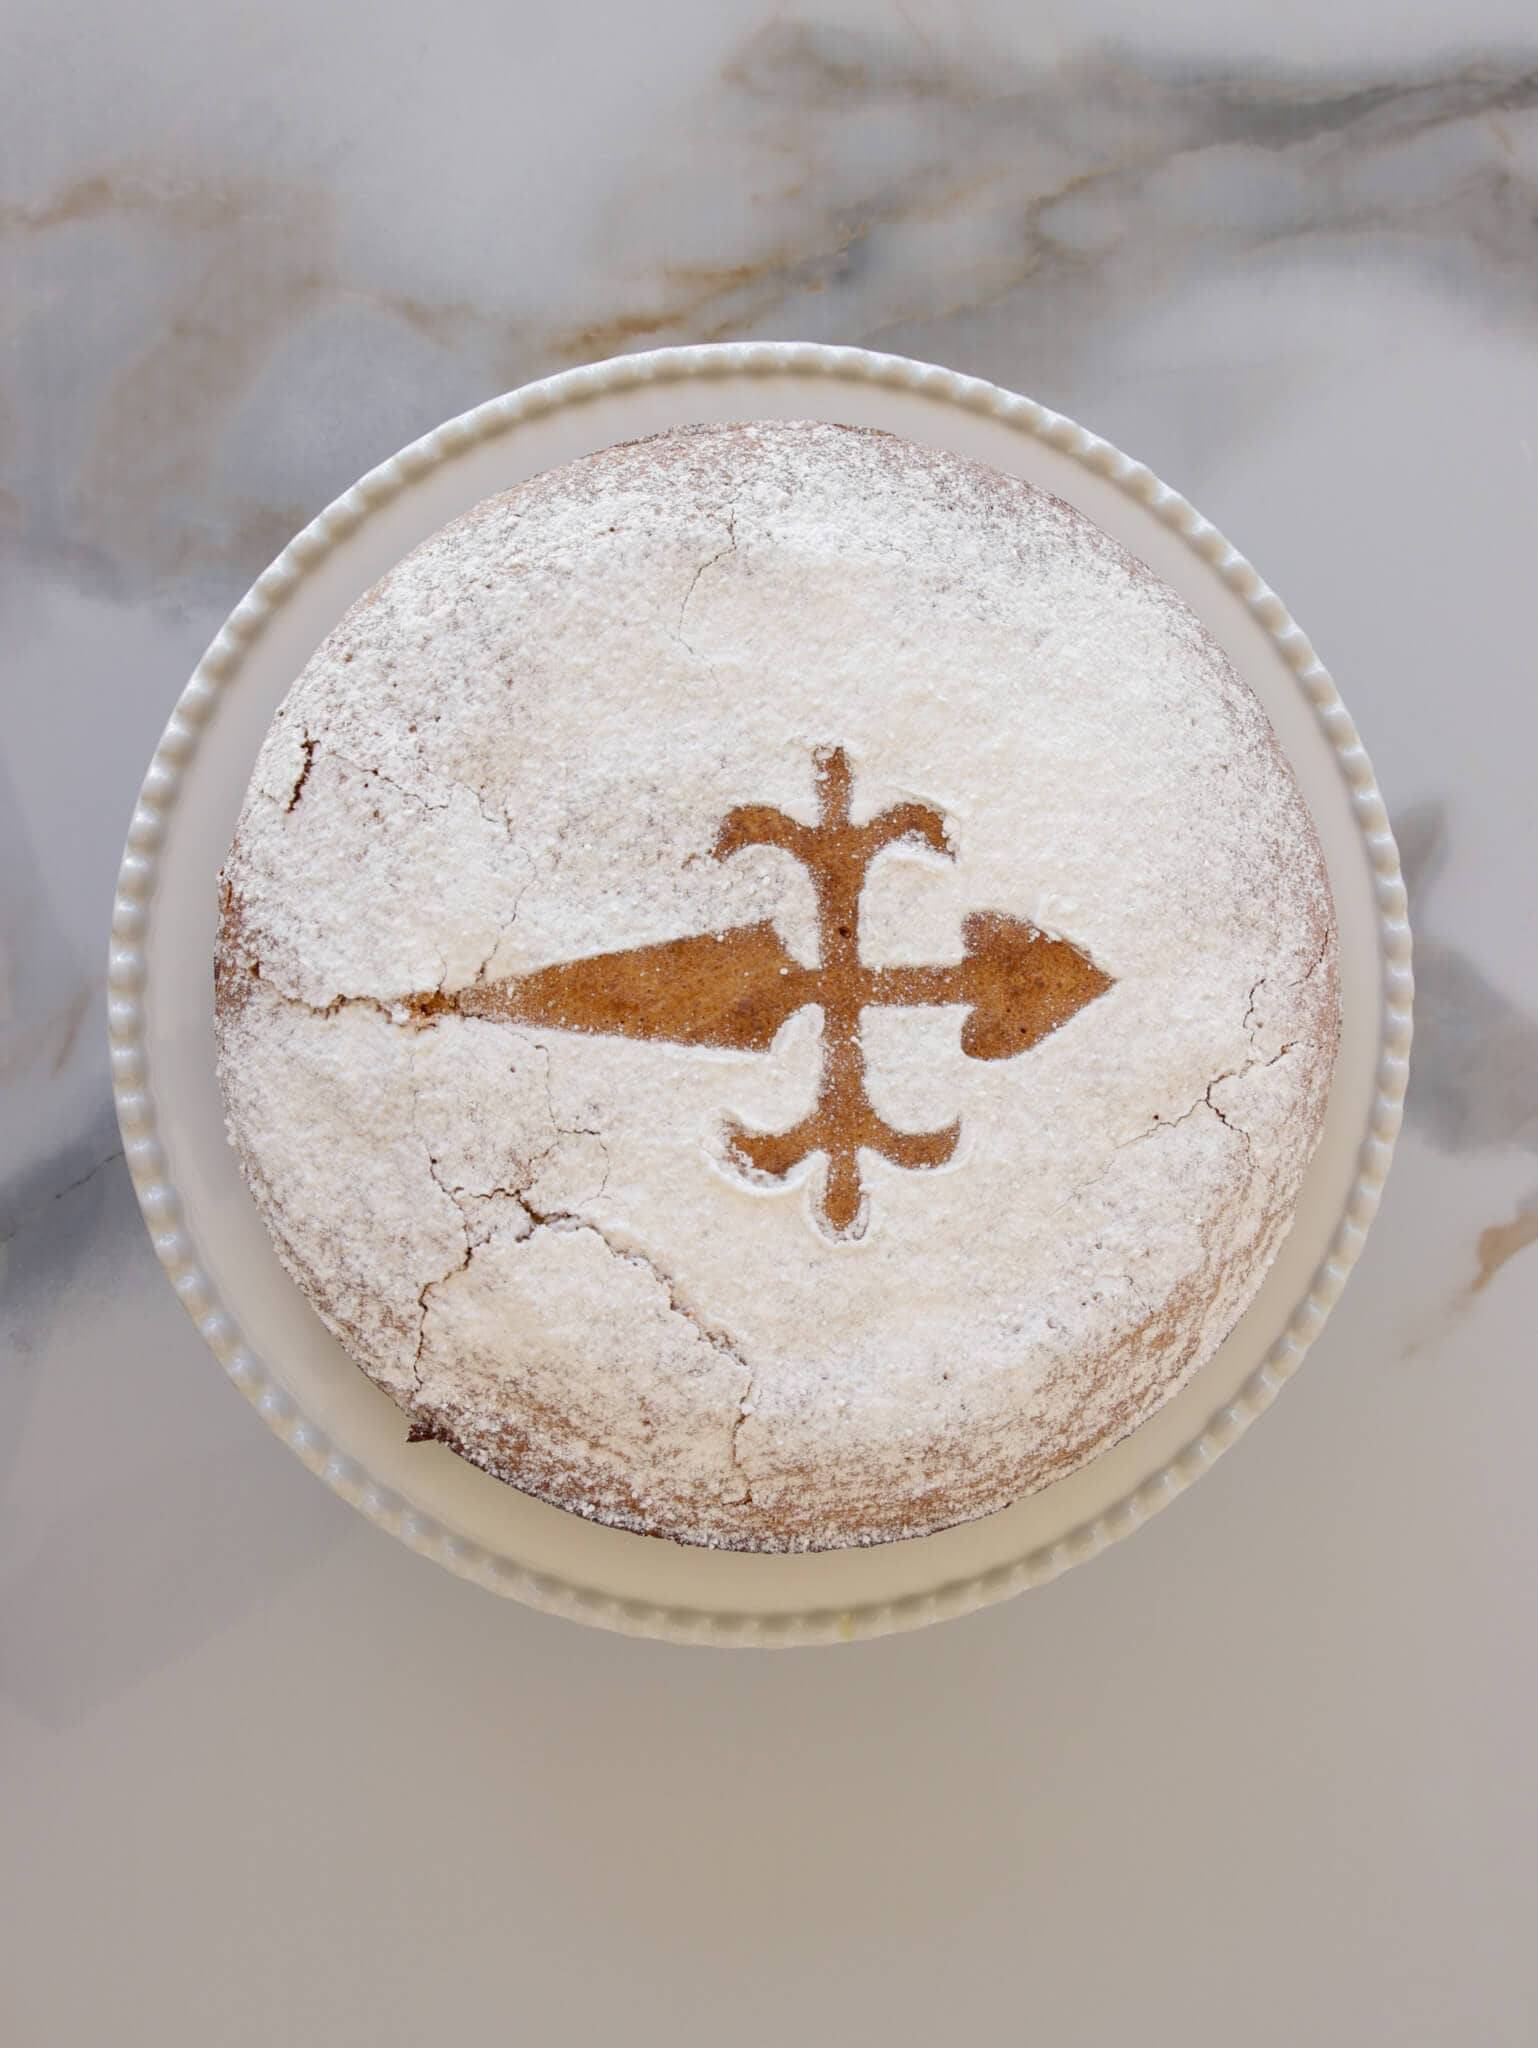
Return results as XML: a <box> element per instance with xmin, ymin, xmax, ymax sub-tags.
<box><xmin>214</xmin><ymin>420</ymin><xmax>1339</xmax><ymax>1551</ymax></box>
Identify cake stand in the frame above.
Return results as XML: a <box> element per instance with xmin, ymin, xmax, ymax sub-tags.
<box><xmin>109</xmin><ymin>344</ymin><xmax>1411</xmax><ymax>1644</ymax></box>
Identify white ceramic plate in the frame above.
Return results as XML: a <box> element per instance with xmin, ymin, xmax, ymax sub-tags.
<box><xmin>110</xmin><ymin>343</ymin><xmax>1411</xmax><ymax>1645</ymax></box>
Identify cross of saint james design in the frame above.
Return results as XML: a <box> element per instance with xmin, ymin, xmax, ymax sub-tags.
<box><xmin>411</xmin><ymin>747</ymin><xmax>1114</xmax><ymax>1239</ymax></box>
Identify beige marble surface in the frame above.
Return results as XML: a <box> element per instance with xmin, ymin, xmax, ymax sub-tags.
<box><xmin>3</xmin><ymin>3</ymin><xmax>1536</xmax><ymax>2042</ymax></box>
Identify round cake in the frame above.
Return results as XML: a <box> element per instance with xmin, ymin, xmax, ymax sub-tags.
<box><xmin>215</xmin><ymin>421</ymin><xmax>1339</xmax><ymax>1551</ymax></box>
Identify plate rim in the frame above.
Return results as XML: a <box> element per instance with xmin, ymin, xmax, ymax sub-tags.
<box><xmin>107</xmin><ymin>340</ymin><xmax>1413</xmax><ymax>1646</ymax></box>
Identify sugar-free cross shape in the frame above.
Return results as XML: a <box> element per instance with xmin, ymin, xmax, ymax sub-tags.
<box><xmin>410</xmin><ymin>746</ymin><xmax>1114</xmax><ymax>1238</ymax></box>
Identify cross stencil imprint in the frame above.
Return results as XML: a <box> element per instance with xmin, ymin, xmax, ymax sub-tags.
<box><xmin>413</xmin><ymin>746</ymin><xmax>1113</xmax><ymax>1238</ymax></box>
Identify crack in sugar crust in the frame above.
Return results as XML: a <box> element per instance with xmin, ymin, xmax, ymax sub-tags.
<box><xmin>215</xmin><ymin>421</ymin><xmax>1340</xmax><ymax>1551</ymax></box>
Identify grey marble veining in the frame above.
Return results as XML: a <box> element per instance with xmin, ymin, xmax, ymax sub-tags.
<box><xmin>4</xmin><ymin>35</ymin><xmax>1538</xmax><ymax>607</ymax></box>
<box><xmin>2</xmin><ymin>5</ymin><xmax>1537</xmax><ymax>2042</ymax></box>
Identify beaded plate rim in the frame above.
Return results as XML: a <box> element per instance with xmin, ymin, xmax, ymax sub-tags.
<box><xmin>108</xmin><ymin>341</ymin><xmax>1413</xmax><ymax>1646</ymax></box>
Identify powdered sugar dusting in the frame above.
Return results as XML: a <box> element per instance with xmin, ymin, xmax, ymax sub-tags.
<box><xmin>216</xmin><ymin>422</ymin><xmax>1338</xmax><ymax>1550</ymax></box>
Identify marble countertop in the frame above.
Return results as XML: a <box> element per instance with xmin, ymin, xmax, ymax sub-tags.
<box><xmin>4</xmin><ymin>3</ymin><xmax>1536</xmax><ymax>2041</ymax></box>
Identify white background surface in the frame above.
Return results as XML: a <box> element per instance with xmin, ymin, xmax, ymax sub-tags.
<box><xmin>3</xmin><ymin>3</ymin><xmax>1536</xmax><ymax>2042</ymax></box>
